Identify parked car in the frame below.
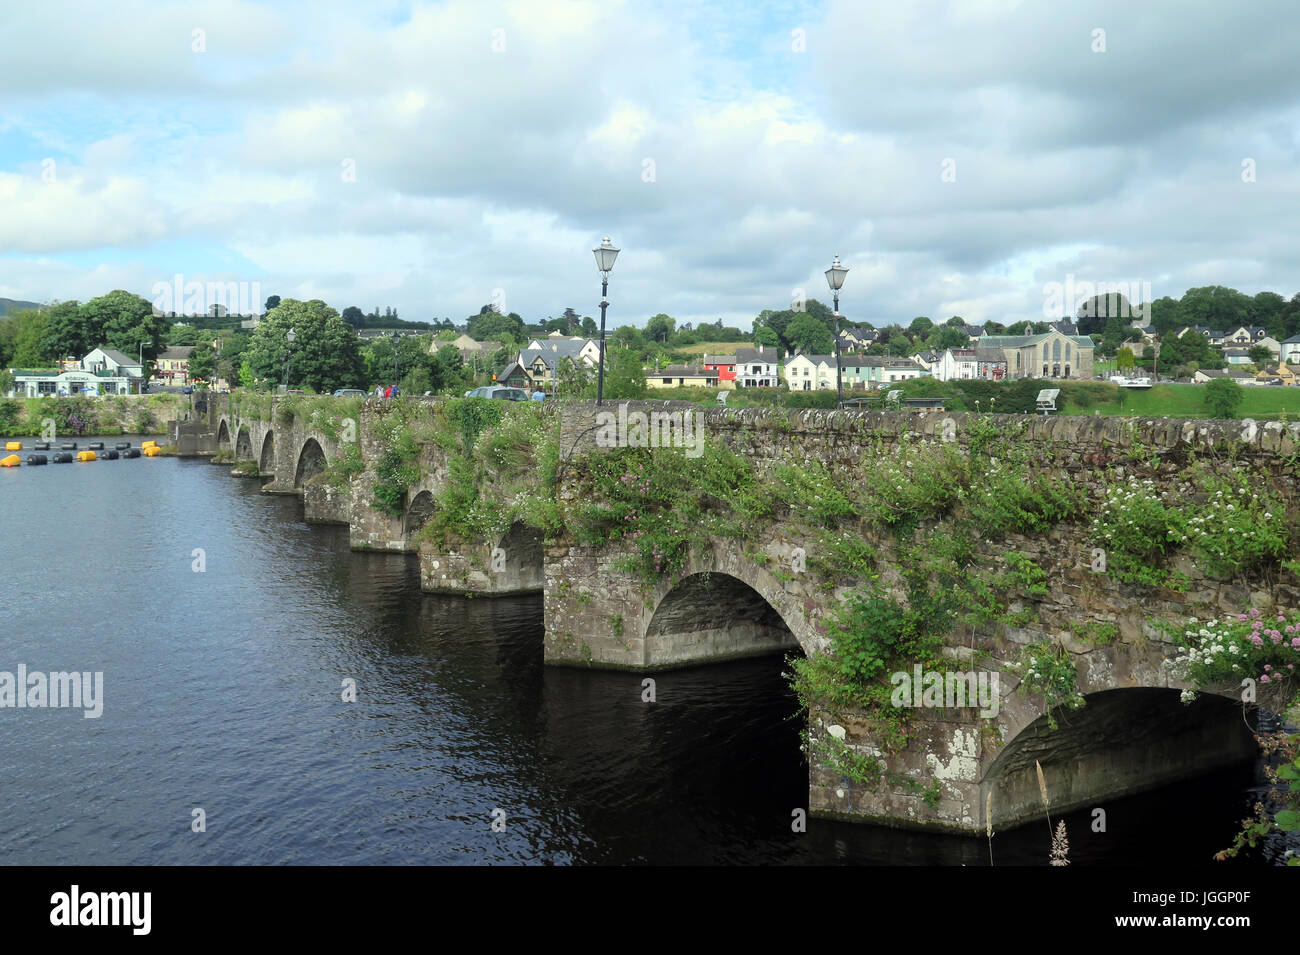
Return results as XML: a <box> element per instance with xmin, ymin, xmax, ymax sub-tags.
<box><xmin>333</xmin><ymin>388</ymin><xmax>367</xmax><ymax>397</ymax></box>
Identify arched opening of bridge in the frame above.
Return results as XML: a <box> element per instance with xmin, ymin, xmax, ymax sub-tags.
<box><xmin>259</xmin><ymin>432</ymin><xmax>275</xmax><ymax>474</ymax></box>
<box><xmin>294</xmin><ymin>438</ymin><xmax>327</xmax><ymax>489</ymax></box>
<box><xmin>235</xmin><ymin>428</ymin><xmax>252</xmax><ymax>461</ymax></box>
<box><xmin>494</xmin><ymin>521</ymin><xmax>544</xmax><ymax>592</ymax></box>
<box><xmin>404</xmin><ymin>490</ymin><xmax>435</xmax><ymax>538</ymax></box>
<box><xmin>644</xmin><ymin>571</ymin><xmax>799</xmax><ymax>667</ymax></box>
<box><xmin>216</xmin><ymin>419</ymin><xmax>231</xmax><ymax>452</ymax></box>
<box><xmin>982</xmin><ymin>688</ymin><xmax>1256</xmax><ymax>833</ymax></box>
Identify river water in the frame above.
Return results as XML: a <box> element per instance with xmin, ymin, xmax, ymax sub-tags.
<box><xmin>0</xmin><ymin>447</ymin><xmax>1272</xmax><ymax>865</ymax></box>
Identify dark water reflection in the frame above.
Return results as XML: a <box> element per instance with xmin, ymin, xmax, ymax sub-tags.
<box><xmin>0</xmin><ymin>452</ymin><xmax>1265</xmax><ymax>864</ymax></box>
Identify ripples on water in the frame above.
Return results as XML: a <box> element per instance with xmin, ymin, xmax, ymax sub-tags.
<box><xmin>0</xmin><ymin>452</ymin><xmax>1268</xmax><ymax>864</ymax></box>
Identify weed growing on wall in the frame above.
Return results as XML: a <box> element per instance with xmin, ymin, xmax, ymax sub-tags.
<box><xmin>1172</xmin><ymin>608</ymin><xmax>1300</xmax><ymax>711</ymax></box>
<box><xmin>1009</xmin><ymin>640</ymin><xmax>1084</xmax><ymax>730</ymax></box>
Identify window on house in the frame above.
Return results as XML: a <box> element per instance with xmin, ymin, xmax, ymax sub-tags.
<box><xmin>662</xmin><ymin>378</ymin><xmax>672</xmax><ymax>385</ymax></box>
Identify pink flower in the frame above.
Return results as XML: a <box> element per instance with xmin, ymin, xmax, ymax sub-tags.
<box><xmin>1264</xmin><ymin>664</ymin><xmax>1273</xmax><ymax>671</ymax></box>
<box><xmin>1251</xmin><ymin>608</ymin><xmax>1261</xmax><ymax>618</ymax></box>
<box><xmin>1260</xmin><ymin>674</ymin><xmax>1271</xmax><ymax>683</ymax></box>
<box><xmin>1238</xmin><ymin>614</ymin><xmax>1248</xmax><ymax>621</ymax></box>
<box><xmin>1251</xmin><ymin>635</ymin><xmax>1264</xmax><ymax>647</ymax></box>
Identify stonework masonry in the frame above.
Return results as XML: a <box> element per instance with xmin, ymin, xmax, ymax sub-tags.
<box><xmin>180</xmin><ymin>394</ymin><xmax>1300</xmax><ymax>833</ymax></box>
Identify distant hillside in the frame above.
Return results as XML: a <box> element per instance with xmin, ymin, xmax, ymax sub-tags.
<box><xmin>0</xmin><ymin>298</ymin><xmax>41</xmax><ymax>316</ymax></box>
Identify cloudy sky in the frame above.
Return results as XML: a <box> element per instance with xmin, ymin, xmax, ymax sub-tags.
<box><xmin>2</xmin><ymin>0</ymin><xmax>1298</xmax><ymax>330</ymax></box>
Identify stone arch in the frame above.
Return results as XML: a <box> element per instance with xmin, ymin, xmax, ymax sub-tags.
<box><xmin>216</xmin><ymin>419</ymin><xmax>231</xmax><ymax>451</ymax></box>
<box><xmin>294</xmin><ymin>437</ymin><xmax>327</xmax><ymax>488</ymax></box>
<box><xmin>405</xmin><ymin>490</ymin><xmax>435</xmax><ymax>537</ymax></box>
<box><xmin>259</xmin><ymin>431</ymin><xmax>275</xmax><ymax>474</ymax></box>
<box><xmin>644</xmin><ymin>569</ymin><xmax>801</xmax><ymax>666</ymax></box>
<box><xmin>980</xmin><ymin>687</ymin><xmax>1255</xmax><ymax>832</ymax></box>
<box><xmin>493</xmin><ymin>521</ymin><xmax>544</xmax><ymax>591</ymax></box>
<box><xmin>235</xmin><ymin>427</ymin><xmax>252</xmax><ymax>460</ymax></box>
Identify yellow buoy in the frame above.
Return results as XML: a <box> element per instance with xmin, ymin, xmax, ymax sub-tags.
<box><xmin>76</xmin><ymin>450</ymin><xmax>98</xmax><ymax>462</ymax></box>
<box><xmin>144</xmin><ymin>446</ymin><xmax>161</xmax><ymax>456</ymax></box>
<box><xmin>4</xmin><ymin>441</ymin><xmax>20</xmax><ymax>451</ymax></box>
<box><xmin>0</xmin><ymin>454</ymin><xmax>20</xmax><ymax>467</ymax></box>
<box><xmin>141</xmin><ymin>440</ymin><xmax>157</xmax><ymax>449</ymax></box>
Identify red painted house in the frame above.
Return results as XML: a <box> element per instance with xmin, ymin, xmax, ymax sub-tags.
<box><xmin>701</xmin><ymin>354</ymin><xmax>737</xmax><ymax>382</ymax></box>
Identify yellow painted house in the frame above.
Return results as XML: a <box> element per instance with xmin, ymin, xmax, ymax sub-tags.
<box><xmin>646</xmin><ymin>365</ymin><xmax>719</xmax><ymax>389</ymax></box>
<box><xmin>1256</xmin><ymin>361</ymin><xmax>1297</xmax><ymax>386</ymax></box>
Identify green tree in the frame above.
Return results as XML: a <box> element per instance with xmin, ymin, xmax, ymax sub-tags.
<box><xmin>265</xmin><ymin>295</ymin><xmax>281</xmax><ymax>313</ymax></box>
<box><xmin>786</xmin><ymin>312</ymin><xmax>835</xmax><ymax>354</ymax></box>
<box><xmin>908</xmin><ymin>316</ymin><xmax>934</xmax><ymax>338</ymax></box>
<box><xmin>1248</xmin><ymin>344</ymin><xmax>1273</xmax><ymax>366</ymax></box>
<box><xmin>1251</xmin><ymin>291</ymin><xmax>1287</xmax><ymax>338</ymax></box>
<box><xmin>187</xmin><ymin>340</ymin><xmax>216</xmax><ymax>383</ymax></box>
<box><xmin>581</xmin><ymin>316</ymin><xmax>598</xmax><ymax>336</ymax></box>
<box><xmin>0</xmin><ymin>309</ymin><xmax>49</xmax><ymax>367</ymax></box>
<box><xmin>467</xmin><ymin>310</ymin><xmax>525</xmax><ymax>341</ymax></box>
<box><xmin>927</xmin><ymin>326</ymin><xmax>968</xmax><ymax>351</ymax></box>
<box><xmin>645</xmin><ymin>313</ymin><xmax>676</xmax><ymax>343</ymax></box>
<box><xmin>342</xmin><ymin>306</ymin><xmax>365</xmax><ymax>327</ymax></box>
<box><xmin>1116</xmin><ymin>347</ymin><xmax>1135</xmax><ymax>371</ymax></box>
<box><xmin>168</xmin><ymin>324</ymin><xmax>200</xmax><ymax>346</ymax></box>
<box><xmin>1181</xmin><ymin>286</ymin><xmax>1251</xmax><ymax>331</ymax></box>
<box><xmin>78</xmin><ymin>290</ymin><xmax>170</xmax><ymax>360</ymax></box>
<box><xmin>1149</xmin><ymin>296</ymin><xmax>1184</xmax><ymax>337</ymax></box>
<box><xmin>244</xmin><ymin>299</ymin><xmax>364</xmax><ymax>392</ymax></box>
<box><xmin>39</xmin><ymin>300</ymin><xmax>90</xmax><ymax>360</ymax></box>
<box><xmin>1203</xmin><ymin>377</ymin><xmax>1244</xmax><ymax>418</ymax></box>
<box><xmin>603</xmin><ymin>348</ymin><xmax>647</xmax><ymax>399</ymax></box>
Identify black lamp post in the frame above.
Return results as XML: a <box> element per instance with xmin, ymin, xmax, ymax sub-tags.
<box><xmin>593</xmin><ymin>236</ymin><xmax>620</xmax><ymax>406</ymax></box>
<box><xmin>283</xmin><ymin>327</ymin><xmax>296</xmax><ymax>389</ymax></box>
<box><xmin>825</xmin><ymin>254</ymin><xmax>849</xmax><ymax>408</ymax></box>
<box><xmin>392</xmin><ymin>330</ymin><xmax>400</xmax><ymax>387</ymax></box>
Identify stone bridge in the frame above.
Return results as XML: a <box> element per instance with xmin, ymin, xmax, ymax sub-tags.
<box><xmin>173</xmin><ymin>393</ymin><xmax>1300</xmax><ymax>835</ymax></box>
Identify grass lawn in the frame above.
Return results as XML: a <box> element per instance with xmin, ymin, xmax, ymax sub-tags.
<box><xmin>1061</xmin><ymin>383</ymin><xmax>1300</xmax><ymax>418</ymax></box>
<box><xmin>669</xmin><ymin>341</ymin><xmax>752</xmax><ymax>357</ymax></box>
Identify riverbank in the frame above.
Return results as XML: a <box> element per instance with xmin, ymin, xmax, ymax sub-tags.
<box><xmin>0</xmin><ymin>394</ymin><xmax>187</xmax><ymax>437</ymax></box>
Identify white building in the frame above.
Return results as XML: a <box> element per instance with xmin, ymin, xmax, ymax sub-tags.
<box><xmin>732</xmin><ymin>346</ymin><xmax>779</xmax><ymax>387</ymax></box>
<box><xmin>1281</xmin><ymin>334</ymin><xmax>1300</xmax><ymax>364</ymax></box>
<box><xmin>933</xmin><ymin>346</ymin><xmax>1008</xmax><ymax>382</ymax></box>
<box><xmin>8</xmin><ymin>347</ymin><xmax>145</xmax><ymax>397</ymax></box>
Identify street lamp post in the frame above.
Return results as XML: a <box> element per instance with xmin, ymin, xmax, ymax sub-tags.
<box><xmin>392</xmin><ymin>331</ymin><xmax>400</xmax><ymax>388</ymax></box>
<box><xmin>824</xmin><ymin>254</ymin><xmax>849</xmax><ymax>409</ymax></box>
<box><xmin>592</xmin><ymin>236</ymin><xmax>620</xmax><ymax>406</ymax></box>
<box><xmin>284</xmin><ymin>327</ymin><xmax>296</xmax><ymax>389</ymax></box>
<box><xmin>139</xmin><ymin>341</ymin><xmax>148</xmax><ymax>394</ymax></box>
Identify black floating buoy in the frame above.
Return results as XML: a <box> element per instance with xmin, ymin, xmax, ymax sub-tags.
<box><xmin>122</xmin><ymin>448</ymin><xmax>141</xmax><ymax>459</ymax></box>
<box><xmin>52</xmin><ymin>452</ymin><xmax>74</xmax><ymax>463</ymax></box>
<box><xmin>26</xmin><ymin>454</ymin><xmax>47</xmax><ymax>465</ymax></box>
<box><xmin>115</xmin><ymin>442</ymin><xmax>131</xmax><ymax>450</ymax></box>
<box><xmin>88</xmin><ymin>441</ymin><xmax>105</xmax><ymax>450</ymax></box>
<box><xmin>33</xmin><ymin>442</ymin><xmax>50</xmax><ymax>450</ymax></box>
<box><xmin>59</xmin><ymin>442</ymin><xmax>77</xmax><ymax>450</ymax></box>
<box><xmin>102</xmin><ymin>449</ymin><xmax>119</xmax><ymax>460</ymax></box>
